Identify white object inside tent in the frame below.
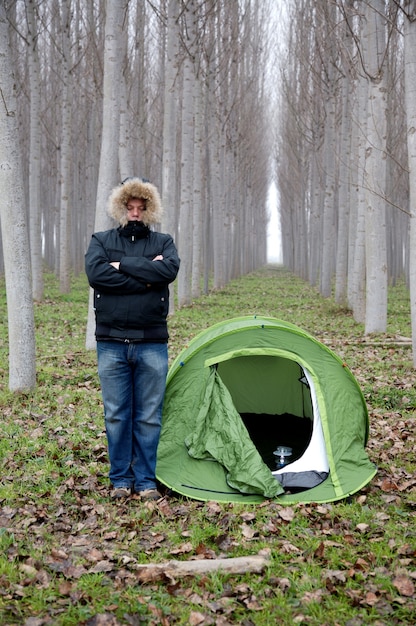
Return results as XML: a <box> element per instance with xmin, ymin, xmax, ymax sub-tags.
<box><xmin>272</xmin><ymin>367</ymin><xmax>329</xmax><ymax>476</ymax></box>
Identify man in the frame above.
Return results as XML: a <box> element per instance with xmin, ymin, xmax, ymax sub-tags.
<box><xmin>85</xmin><ymin>177</ymin><xmax>180</xmax><ymax>500</ymax></box>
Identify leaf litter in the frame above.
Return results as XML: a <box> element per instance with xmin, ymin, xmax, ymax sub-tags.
<box><xmin>0</xmin><ymin>269</ymin><xmax>415</xmax><ymax>625</ymax></box>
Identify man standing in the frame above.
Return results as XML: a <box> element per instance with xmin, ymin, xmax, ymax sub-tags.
<box><xmin>85</xmin><ymin>177</ymin><xmax>180</xmax><ymax>500</ymax></box>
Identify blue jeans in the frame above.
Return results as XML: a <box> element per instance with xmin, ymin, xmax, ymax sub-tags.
<box><xmin>96</xmin><ymin>341</ymin><xmax>168</xmax><ymax>492</ymax></box>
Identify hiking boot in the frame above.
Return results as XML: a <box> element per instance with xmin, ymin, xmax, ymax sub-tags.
<box><xmin>111</xmin><ymin>487</ymin><xmax>131</xmax><ymax>500</ymax></box>
<box><xmin>138</xmin><ymin>488</ymin><xmax>162</xmax><ymax>501</ymax></box>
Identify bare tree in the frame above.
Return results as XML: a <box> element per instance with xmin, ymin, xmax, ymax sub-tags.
<box><xmin>335</xmin><ymin>0</ymin><xmax>355</xmax><ymax>306</ymax></box>
<box><xmin>363</xmin><ymin>0</ymin><xmax>389</xmax><ymax>333</ymax></box>
<box><xmin>176</xmin><ymin>0</ymin><xmax>197</xmax><ymax>306</ymax></box>
<box><xmin>0</xmin><ymin>3</ymin><xmax>36</xmax><ymax>391</ymax></box>
<box><xmin>349</xmin><ymin>6</ymin><xmax>370</xmax><ymax>324</ymax></box>
<box><xmin>26</xmin><ymin>0</ymin><xmax>44</xmax><ymax>301</ymax></box>
<box><xmin>58</xmin><ymin>0</ymin><xmax>73</xmax><ymax>294</ymax></box>
<box><xmin>403</xmin><ymin>0</ymin><xmax>416</xmax><ymax>365</ymax></box>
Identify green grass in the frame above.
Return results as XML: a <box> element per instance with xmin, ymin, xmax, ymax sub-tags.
<box><xmin>0</xmin><ymin>266</ymin><xmax>415</xmax><ymax>625</ymax></box>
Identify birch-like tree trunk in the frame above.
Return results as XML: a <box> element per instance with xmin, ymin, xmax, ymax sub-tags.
<box><xmin>191</xmin><ymin>74</ymin><xmax>204</xmax><ymax>299</ymax></box>
<box><xmin>118</xmin><ymin>65</ymin><xmax>130</xmax><ymax>179</ymax></box>
<box><xmin>161</xmin><ymin>0</ymin><xmax>179</xmax><ymax>231</ymax></box>
<box><xmin>403</xmin><ymin>0</ymin><xmax>416</xmax><ymax>366</ymax></box>
<box><xmin>26</xmin><ymin>0</ymin><xmax>43</xmax><ymax>301</ymax></box>
<box><xmin>177</xmin><ymin>0</ymin><xmax>196</xmax><ymax>307</ymax></box>
<box><xmin>59</xmin><ymin>0</ymin><xmax>72</xmax><ymax>294</ymax></box>
<box><xmin>335</xmin><ymin>0</ymin><xmax>354</xmax><ymax>306</ymax></box>
<box><xmin>0</xmin><ymin>4</ymin><xmax>36</xmax><ymax>391</ymax></box>
<box><xmin>211</xmin><ymin>4</ymin><xmax>227</xmax><ymax>291</ymax></box>
<box><xmin>363</xmin><ymin>0</ymin><xmax>388</xmax><ymax>334</ymax></box>
<box><xmin>349</xmin><ymin>59</ymin><xmax>368</xmax><ymax>323</ymax></box>
<box><xmin>161</xmin><ymin>0</ymin><xmax>180</xmax><ymax>313</ymax></box>
<box><xmin>319</xmin><ymin>2</ymin><xmax>338</xmax><ymax>299</ymax></box>
<box><xmin>86</xmin><ymin>0</ymin><xmax>128</xmax><ymax>349</ymax></box>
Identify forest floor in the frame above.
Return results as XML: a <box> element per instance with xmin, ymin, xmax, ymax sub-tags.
<box><xmin>0</xmin><ymin>265</ymin><xmax>415</xmax><ymax>625</ymax></box>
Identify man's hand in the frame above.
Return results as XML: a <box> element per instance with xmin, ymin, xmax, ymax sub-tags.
<box><xmin>110</xmin><ymin>255</ymin><xmax>162</xmax><ymax>270</ymax></box>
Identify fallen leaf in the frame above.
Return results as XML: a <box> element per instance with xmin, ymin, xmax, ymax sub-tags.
<box><xmin>355</xmin><ymin>523</ymin><xmax>369</xmax><ymax>533</ymax></box>
<box><xmin>19</xmin><ymin>564</ymin><xmax>37</xmax><ymax>577</ymax></box>
<box><xmin>195</xmin><ymin>543</ymin><xmax>216</xmax><ymax>559</ymax></box>
<box><xmin>302</xmin><ymin>589</ymin><xmax>326</xmax><ymax>604</ymax></box>
<box><xmin>323</xmin><ymin>569</ymin><xmax>347</xmax><ymax>585</ymax></box>
<box><xmin>243</xmin><ymin>594</ymin><xmax>262</xmax><ymax>610</ymax></box>
<box><xmin>23</xmin><ymin>619</ymin><xmax>48</xmax><ymax>626</ymax></box>
<box><xmin>214</xmin><ymin>533</ymin><xmax>234</xmax><ymax>551</ymax></box>
<box><xmin>354</xmin><ymin>558</ymin><xmax>370</xmax><ymax>571</ymax></box>
<box><xmin>188</xmin><ymin>611</ymin><xmax>206</xmax><ymax>626</ymax></box>
<box><xmin>393</xmin><ymin>575</ymin><xmax>415</xmax><ymax>597</ymax></box>
<box><xmin>88</xmin><ymin>560</ymin><xmax>114</xmax><ymax>574</ymax></box>
<box><xmin>170</xmin><ymin>542</ymin><xmax>193</xmax><ymax>555</ymax></box>
<box><xmin>241</xmin><ymin>523</ymin><xmax>258</xmax><ymax>539</ymax></box>
<box><xmin>240</xmin><ymin>511</ymin><xmax>256</xmax><ymax>522</ymax></box>
<box><xmin>362</xmin><ymin>591</ymin><xmax>379</xmax><ymax>606</ymax></box>
<box><xmin>278</xmin><ymin>507</ymin><xmax>295</xmax><ymax>522</ymax></box>
<box><xmin>269</xmin><ymin>576</ymin><xmax>291</xmax><ymax>591</ymax></box>
<box><xmin>51</xmin><ymin>548</ymin><xmax>69</xmax><ymax>560</ymax></box>
<box><xmin>380</xmin><ymin>478</ymin><xmax>399</xmax><ymax>492</ymax></box>
<box><xmin>280</xmin><ymin>540</ymin><xmax>301</xmax><ymax>554</ymax></box>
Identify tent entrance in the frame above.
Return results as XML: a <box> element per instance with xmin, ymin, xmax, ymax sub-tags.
<box><xmin>216</xmin><ymin>353</ymin><xmax>329</xmax><ymax>483</ymax></box>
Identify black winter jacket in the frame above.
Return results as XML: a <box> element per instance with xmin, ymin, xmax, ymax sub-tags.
<box><xmin>85</xmin><ymin>223</ymin><xmax>180</xmax><ymax>342</ymax></box>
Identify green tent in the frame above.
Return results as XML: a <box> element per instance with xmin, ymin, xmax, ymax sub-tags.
<box><xmin>157</xmin><ymin>316</ymin><xmax>377</xmax><ymax>504</ymax></box>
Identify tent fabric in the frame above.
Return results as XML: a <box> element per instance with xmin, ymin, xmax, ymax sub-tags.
<box><xmin>156</xmin><ymin>316</ymin><xmax>377</xmax><ymax>504</ymax></box>
<box><xmin>184</xmin><ymin>368</ymin><xmax>284</xmax><ymax>498</ymax></box>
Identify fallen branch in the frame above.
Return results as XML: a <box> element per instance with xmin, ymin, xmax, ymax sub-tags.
<box><xmin>342</xmin><ymin>336</ymin><xmax>412</xmax><ymax>348</ymax></box>
<box><xmin>135</xmin><ymin>553</ymin><xmax>270</xmax><ymax>583</ymax></box>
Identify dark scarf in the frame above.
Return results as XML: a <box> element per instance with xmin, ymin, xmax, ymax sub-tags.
<box><xmin>119</xmin><ymin>221</ymin><xmax>150</xmax><ymax>241</ymax></box>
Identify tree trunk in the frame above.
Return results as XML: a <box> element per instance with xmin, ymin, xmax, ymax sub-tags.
<box><xmin>58</xmin><ymin>0</ymin><xmax>72</xmax><ymax>294</ymax></box>
<box><xmin>177</xmin><ymin>0</ymin><xmax>196</xmax><ymax>307</ymax></box>
<box><xmin>319</xmin><ymin>2</ymin><xmax>338</xmax><ymax>299</ymax></box>
<box><xmin>26</xmin><ymin>0</ymin><xmax>44</xmax><ymax>301</ymax></box>
<box><xmin>363</xmin><ymin>0</ymin><xmax>388</xmax><ymax>334</ymax></box>
<box><xmin>403</xmin><ymin>0</ymin><xmax>416</xmax><ymax>367</ymax></box>
<box><xmin>161</xmin><ymin>0</ymin><xmax>181</xmax><ymax>315</ymax></box>
<box><xmin>191</xmin><ymin>74</ymin><xmax>203</xmax><ymax>299</ymax></box>
<box><xmin>335</xmin><ymin>0</ymin><xmax>354</xmax><ymax>306</ymax></box>
<box><xmin>349</xmin><ymin>63</ymin><xmax>368</xmax><ymax>324</ymax></box>
<box><xmin>0</xmin><ymin>4</ymin><xmax>36</xmax><ymax>391</ymax></box>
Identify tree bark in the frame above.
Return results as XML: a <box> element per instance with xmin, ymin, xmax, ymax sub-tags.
<box><xmin>58</xmin><ymin>0</ymin><xmax>72</xmax><ymax>294</ymax></box>
<box><xmin>135</xmin><ymin>554</ymin><xmax>271</xmax><ymax>583</ymax></box>
<box><xmin>403</xmin><ymin>0</ymin><xmax>416</xmax><ymax>367</ymax></box>
<box><xmin>363</xmin><ymin>0</ymin><xmax>388</xmax><ymax>334</ymax></box>
<box><xmin>177</xmin><ymin>0</ymin><xmax>196</xmax><ymax>307</ymax></box>
<box><xmin>26</xmin><ymin>0</ymin><xmax>44</xmax><ymax>301</ymax></box>
<box><xmin>0</xmin><ymin>4</ymin><xmax>36</xmax><ymax>391</ymax></box>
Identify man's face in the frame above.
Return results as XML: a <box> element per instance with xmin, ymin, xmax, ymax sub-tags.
<box><xmin>126</xmin><ymin>198</ymin><xmax>146</xmax><ymax>221</ymax></box>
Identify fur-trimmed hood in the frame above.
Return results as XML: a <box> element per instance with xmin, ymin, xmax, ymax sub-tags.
<box><xmin>107</xmin><ymin>177</ymin><xmax>163</xmax><ymax>227</ymax></box>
